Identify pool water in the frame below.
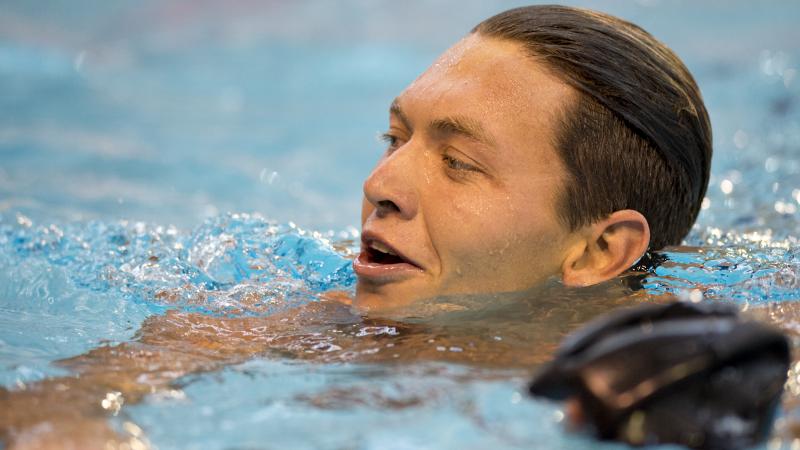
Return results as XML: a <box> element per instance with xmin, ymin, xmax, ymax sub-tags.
<box><xmin>1</xmin><ymin>0</ymin><xmax>799</xmax><ymax>449</ymax></box>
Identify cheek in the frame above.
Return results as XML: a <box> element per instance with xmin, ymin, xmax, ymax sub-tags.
<box><xmin>435</xmin><ymin>182</ymin><xmax>497</xmax><ymax>219</ymax></box>
<box><xmin>427</xmin><ymin>191</ymin><xmax>508</xmax><ymax>267</ymax></box>
<box><xmin>431</xmin><ymin>189</ymin><xmax>566</xmax><ymax>286</ymax></box>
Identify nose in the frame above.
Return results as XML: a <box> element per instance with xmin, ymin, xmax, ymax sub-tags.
<box><xmin>363</xmin><ymin>146</ymin><xmax>420</xmax><ymax>221</ymax></box>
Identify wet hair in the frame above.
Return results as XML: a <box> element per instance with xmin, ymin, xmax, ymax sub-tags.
<box><xmin>473</xmin><ymin>5</ymin><xmax>712</xmax><ymax>250</ymax></box>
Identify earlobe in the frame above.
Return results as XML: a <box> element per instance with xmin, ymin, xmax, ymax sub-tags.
<box><xmin>561</xmin><ymin>210</ymin><xmax>650</xmax><ymax>287</ymax></box>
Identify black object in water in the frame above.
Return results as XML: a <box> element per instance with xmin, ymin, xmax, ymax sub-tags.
<box><xmin>528</xmin><ymin>301</ymin><xmax>789</xmax><ymax>449</ymax></box>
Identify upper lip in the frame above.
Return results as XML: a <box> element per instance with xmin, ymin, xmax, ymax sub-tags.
<box><xmin>360</xmin><ymin>230</ymin><xmax>423</xmax><ymax>269</ymax></box>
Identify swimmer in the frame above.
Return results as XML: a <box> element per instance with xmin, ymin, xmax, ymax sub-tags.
<box><xmin>1</xmin><ymin>4</ymin><xmax>716</xmax><ymax>448</ymax></box>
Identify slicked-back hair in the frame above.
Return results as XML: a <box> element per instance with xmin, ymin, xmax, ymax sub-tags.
<box><xmin>473</xmin><ymin>5</ymin><xmax>712</xmax><ymax>250</ymax></box>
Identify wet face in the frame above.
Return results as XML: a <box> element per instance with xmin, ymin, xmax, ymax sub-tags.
<box><xmin>353</xmin><ymin>34</ymin><xmax>578</xmax><ymax>313</ymax></box>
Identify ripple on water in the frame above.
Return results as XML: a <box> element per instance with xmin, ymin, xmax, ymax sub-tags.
<box><xmin>0</xmin><ymin>212</ymin><xmax>356</xmax><ymax>387</ymax></box>
<box><xmin>645</xmin><ymin>229</ymin><xmax>800</xmax><ymax>305</ymax></box>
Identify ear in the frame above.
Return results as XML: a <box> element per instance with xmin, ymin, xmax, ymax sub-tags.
<box><xmin>561</xmin><ymin>210</ymin><xmax>650</xmax><ymax>287</ymax></box>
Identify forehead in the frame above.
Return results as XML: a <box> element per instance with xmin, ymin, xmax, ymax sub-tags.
<box><xmin>397</xmin><ymin>34</ymin><xmax>574</xmax><ymax>153</ymax></box>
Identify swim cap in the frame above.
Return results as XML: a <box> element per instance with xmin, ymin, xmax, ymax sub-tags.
<box><xmin>528</xmin><ymin>301</ymin><xmax>789</xmax><ymax>449</ymax></box>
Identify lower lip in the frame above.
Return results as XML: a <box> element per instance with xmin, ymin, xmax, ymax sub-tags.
<box><xmin>352</xmin><ymin>251</ymin><xmax>423</xmax><ymax>283</ymax></box>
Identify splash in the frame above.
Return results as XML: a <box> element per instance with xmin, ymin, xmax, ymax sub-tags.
<box><xmin>643</xmin><ymin>226</ymin><xmax>800</xmax><ymax>305</ymax></box>
<box><xmin>0</xmin><ymin>212</ymin><xmax>356</xmax><ymax>385</ymax></box>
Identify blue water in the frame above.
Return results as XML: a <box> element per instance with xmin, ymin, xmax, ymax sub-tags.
<box><xmin>123</xmin><ymin>360</ymin><xmax>617</xmax><ymax>450</ymax></box>
<box><xmin>1</xmin><ymin>0</ymin><xmax>799</xmax><ymax>448</ymax></box>
<box><xmin>0</xmin><ymin>213</ymin><xmax>356</xmax><ymax>386</ymax></box>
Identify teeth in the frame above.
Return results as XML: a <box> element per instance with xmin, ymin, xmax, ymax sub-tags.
<box><xmin>370</xmin><ymin>241</ymin><xmax>397</xmax><ymax>256</ymax></box>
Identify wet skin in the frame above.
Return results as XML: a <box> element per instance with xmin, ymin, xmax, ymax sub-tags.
<box><xmin>354</xmin><ymin>34</ymin><xmax>579</xmax><ymax>313</ymax></box>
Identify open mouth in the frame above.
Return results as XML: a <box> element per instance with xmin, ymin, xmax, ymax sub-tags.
<box><xmin>353</xmin><ymin>234</ymin><xmax>423</xmax><ymax>282</ymax></box>
<box><xmin>364</xmin><ymin>240</ymin><xmax>407</xmax><ymax>265</ymax></box>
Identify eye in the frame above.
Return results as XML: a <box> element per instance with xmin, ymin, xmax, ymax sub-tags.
<box><xmin>442</xmin><ymin>154</ymin><xmax>481</xmax><ymax>173</ymax></box>
<box><xmin>380</xmin><ymin>132</ymin><xmax>403</xmax><ymax>152</ymax></box>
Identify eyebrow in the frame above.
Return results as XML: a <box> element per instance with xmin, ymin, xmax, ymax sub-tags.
<box><xmin>389</xmin><ymin>99</ymin><xmax>413</xmax><ymax>132</ymax></box>
<box><xmin>389</xmin><ymin>99</ymin><xmax>496</xmax><ymax>148</ymax></box>
<box><xmin>429</xmin><ymin>116</ymin><xmax>496</xmax><ymax>148</ymax></box>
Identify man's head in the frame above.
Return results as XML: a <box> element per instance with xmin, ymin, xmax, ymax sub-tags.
<box><xmin>353</xmin><ymin>5</ymin><xmax>712</xmax><ymax>313</ymax></box>
<box><xmin>474</xmin><ymin>5</ymin><xmax>712</xmax><ymax>251</ymax></box>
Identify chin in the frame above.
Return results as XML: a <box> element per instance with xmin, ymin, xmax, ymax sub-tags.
<box><xmin>353</xmin><ymin>280</ymin><xmax>429</xmax><ymax>315</ymax></box>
